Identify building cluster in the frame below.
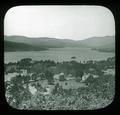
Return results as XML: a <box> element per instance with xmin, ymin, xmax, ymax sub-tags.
<box><xmin>5</xmin><ymin>68</ymin><xmax>101</xmax><ymax>95</ymax></box>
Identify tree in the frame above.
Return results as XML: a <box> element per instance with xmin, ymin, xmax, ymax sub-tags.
<box><xmin>45</xmin><ymin>70</ymin><xmax>54</xmax><ymax>85</ymax></box>
<box><xmin>31</xmin><ymin>73</ymin><xmax>37</xmax><ymax>81</ymax></box>
<box><xmin>75</xmin><ymin>70</ymin><xmax>84</xmax><ymax>78</ymax></box>
<box><xmin>84</xmin><ymin>74</ymin><xmax>94</xmax><ymax>85</ymax></box>
<box><xmin>5</xmin><ymin>75</ymin><xmax>32</xmax><ymax>109</ymax></box>
<box><xmin>40</xmin><ymin>73</ymin><xmax>46</xmax><ymax>80</ymax></box>
<box><xmin>7</xmin><ymin>77</ymin><xmax>25</xmax><ymax>108</ymax></box>
<box><xmin>75</xmin><ymin>70</ymin><xmax>83</xmax><ymax>82</ymax></box>
<box><xmin>52</xmin><ymin>83</ymin><xmax>59</xmax><ymax>95</ymax></box>
<box><xmin>59</xmin><ymin>75</ymin><xmax>66</xmax><ymax>81</ymax></box>
<box><xmin>24</xmin><ymin>75</ymin><xmax>31</xmax><ymax>83</ymax></box>
<box><xmin>18</xmin><ymin>58</ymin><xmax>32</xmax><ymax>69</ymax></box>
<box><xmin>52</xmin><ymin>83</ymin><xmax>64</xmax><ymax>95</ymax></box>
<box><xmin>31</xmin><ymin>63</ymin><xmax>42</xmax><ymax>73</ymax></box>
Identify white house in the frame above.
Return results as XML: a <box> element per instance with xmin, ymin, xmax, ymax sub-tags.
<box><xmin>81</xmin><ymin>73</ymin><xmax>90</xmax><ymax>81</ymax></box>
<box><xmin>20</xmin><ymin>69</ymin><xmax>28</xmax><ymax>76</ymax></box>
<box><xmin>66</xmin><ymin>77</ymin><xmax>75</xmax><ymax>81</ymax></box>
<box><xmin>28</xmin><ymin>84</ymin><xmax>37</xmax><ymax>95</ymax></box>
<box><xmin>92</xmin><ymin>74</ymin><xmax>99</xmax><ymax>78</ymax></box>
<box><xmin>81</xmin><ymin>73</ymin><xmax>99</xmax><ymax>82</ymax></box>
<box><xmin>65</xmin><ymin>74</ymin><xmax>74</xmax><ymax>80</ymax></box>
<box><xmin>39</xmin><ymin>85</ymin><xmax>54</xmax><ymax>95</ymax></box>
<box><xmin>5</xmin><ymin>72</ymin><xmax>19</xmax><ymax>81</ymax></box>
<box><xmin>53</xmin><ymin>74</ymin><xmax>60</xmax><ymax>80</ymax></box>
<box><xmin>53</xmin><ymin>72</ymin><xmax>64</xmax><ymax>80</ymax></box>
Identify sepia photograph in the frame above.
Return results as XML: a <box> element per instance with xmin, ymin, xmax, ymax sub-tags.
<box><xmin>4</xmin><ymin>5</ymin><xmax>115</xmax><ymax>110</ymax></box>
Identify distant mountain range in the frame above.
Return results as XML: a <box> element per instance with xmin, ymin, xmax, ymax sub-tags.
<box><xmin>4</xmin><ymin>35</ymin><xmax>115</xmax><ymax>52</ymax></box>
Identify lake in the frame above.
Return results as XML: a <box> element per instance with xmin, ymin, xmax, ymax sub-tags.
<box><xmin>4</xmin><ymin>47</ymin><xmax>115</xmax><ymax>63</ymax></box>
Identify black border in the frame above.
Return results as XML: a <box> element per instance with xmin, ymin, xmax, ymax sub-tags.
<box><xmin>0</xmin><ymin>0</ymin><xmax>120</xmax><ymax>113</ymax></box>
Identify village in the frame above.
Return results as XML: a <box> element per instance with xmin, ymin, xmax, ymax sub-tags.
<box><xmin>5</xmin><ymin>69</ymin><xmax>89</xmax><ymax>95</ymax></box>
<box><xmin>4</xmin><ymin>57</ymin><xmax>115</xmax><ymax>109</ymax></box>
<box><xmin>5</xmin><ymin>57</ymin><xmax>115</xmax><ymax>96</ymax></box>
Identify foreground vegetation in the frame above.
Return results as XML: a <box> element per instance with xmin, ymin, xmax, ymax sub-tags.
<box><xmin>4</xmin><ymin>57</ymin><xmax>115</xmax><ymax>110</ymax></box>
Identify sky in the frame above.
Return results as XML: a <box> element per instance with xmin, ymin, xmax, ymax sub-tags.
<box><xmin>4</xmin><ymin>5</ymin><xmax>115</xmax><ymax>40</ymax></box>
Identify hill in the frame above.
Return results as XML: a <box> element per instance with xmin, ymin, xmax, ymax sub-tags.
<box><xmin>4</xmin><ymin>35</ymin><xmax>115</xmax><ymax>52</ymax></box>
<box><xmin>4</xmin><ymin>40</ymin><xmax>48</xmax><ymax>51</ymax></box>
<box><xmin>77</xmin><ymin>36</ymin><xmax>115</xmax><ymax>47</ymax></box>
<box><xmin>92</xmin><ymin>42</ymin><xmax>115</xmax><ymax>52</ymax></box>
<box><xmin>76</xmin><ymin>36</ymin><xmax>115</xmax><ymax>52</ymax></box>
<box><xmin>4</xmin><ymin>36</ymin><xmax>72</xmax><ymax>48</ymax></box>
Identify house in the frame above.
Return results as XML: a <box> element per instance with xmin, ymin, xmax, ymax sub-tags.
<box><xmin>67</xmin><ymin>74</ymin><xmax>72</xmax><ymax>77</ymax></box>
<box><xmin>38</xmin><ymin>72</ymin><xmax>46</xmax><ymax>80</ymax></box>
<box><xmin>20</xmin><ymin>69</ymin><xmax>28</xmax><ymax>76</ymax></box>
<box><xmin>66</xmin><ymin>77</ymin><xmax>75</xmax><ymax>81</ymax></box>
<box><xmin>65</xmin><ymin>74</ymin><xmax>74</xmax><ymax>80</ymax></box>
<box><xmin>88</xmin><ymin>68</ymin><xmax>95</xmax><ymax>72</ymax></box>
<box><xmin>104</xmin><ymin>69</ymin><xmax>115</xmax><ymax>76</ymax></box>
<box><xmin>92</xmin><ymin>74</ymin><xmax>99</xmax><ymax>78</ymax></box>
<box><xmin>5</xmin><ymin>72</ymin><xmax>19</xmax><ymax>81</ymax></box>
<box><xmin>53</xmin><ymin>74</ymin><xmax>59</xmax><ymax>80</ymax></box>
<box><xmin>81</xmin><ymin>73</ymin><xmax>99</xmax><ymax>82</ymax></box>
<box><xmin>31</xmin><ymin>73</ymin><xmax>38</xmax><ymax>80</ymax></box>
<box><xmin>39</xmin><ymin>85</ymin><xmax>55</xmax><ymax>95</ymax></box>
<box><xmin>81</xmin><ymin>73</ymin><xmax>90</xmax><ymax>81</ymax></box>
<box><xmin>53</xmin><ymin>72</ymin><xmax>64</xmax><ymax>80</ymax></box>
<box><xmin>54</xmin><ymin>80</ymin><xmax>86</xmax><ymax>89</ymax></box>
<box><xmin>28</xmin><ymin>84</ymin><xmax>37</xmax><ymax>95</ymax></box>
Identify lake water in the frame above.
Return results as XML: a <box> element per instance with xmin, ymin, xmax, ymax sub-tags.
<box><xmin>4</xmin><ymin>47</ymin><xmax>115</xmax><ymax>63</ymax></box>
